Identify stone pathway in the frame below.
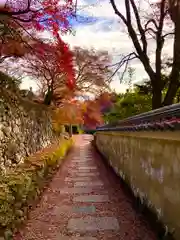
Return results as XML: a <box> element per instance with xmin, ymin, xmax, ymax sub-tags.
<box><xmin>14</xmin><ymin>135</ymin><xmax>157</xmax><ymax>240</ymax></box>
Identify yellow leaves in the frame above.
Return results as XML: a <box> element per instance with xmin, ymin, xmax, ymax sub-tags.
<box><xmin>52</xmin><ymin>102</ymin><xmax>84</xmax><ymax>125</ymax></box>
<box><xmin>81</xmin><ymin>102</ymin><xmax>87</xmax><ymax>113</ymax></box>
<box><xmin>52</xmin><ymin>92</ymin><xmax>112</xmax><ymax>128</ymax></box>
<box><xmin>98</xmin><ymin>92</ymin><xmax>111</xmax><ymax>103</ymax></box>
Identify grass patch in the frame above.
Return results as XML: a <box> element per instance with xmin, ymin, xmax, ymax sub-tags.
<box><xmin>0</xmin><ymin>136</ymin><xmax>73</xmax><ymax>239</ymax></box>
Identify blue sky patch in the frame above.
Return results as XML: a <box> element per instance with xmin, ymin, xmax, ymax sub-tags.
<box><xmin>68</xmin><ymin>14</ymin><xmax>100</xmax><ymax>26</ymax></box>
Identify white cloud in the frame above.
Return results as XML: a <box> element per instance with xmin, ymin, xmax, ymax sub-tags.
<box><xmin>22</xmin><ymin>0</ymin><xmax>173</xmax><ymax>94</ymax></box>
<box><xmin>110</xmin><ymin>80</ymin><xmax>128</xmax><ymax>93</ymax></box>
<box><xmin>79</xmin><ymin>1</ymin><xmax>117</xmax><ymax>19</ymax></box>
<box><xmin>20</xmin><ymin>77</ymin><xmax>39</xmax><ymax>91</ymax></box>
<box><xmin>61</xmin><ymin>0</ymin><xmax>174</xmax><ymax>93</ymax></box>
<box><xmin>0</xmin><ymin>0</ymin><xmax>6</xmax><ymax>7</ymax></box>
<box><xmin>77</xmin><ymin>0</ymin><xmax>126</xmax><ymax>19</ymax></box>
<box><xmin>59</xmin><ymin>1</ymin><xmax>142</xmax><ymax>92</ymax></box>
<box><xmin>62</xmin><ymin>24</ymin><xmax>133</xmax><ymax>53</ymax></box>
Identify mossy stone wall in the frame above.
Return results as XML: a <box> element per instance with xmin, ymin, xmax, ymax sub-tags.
<box><xmin>0</xmin><ymin>91</ymin><xmax>54</xmax><ymax>172</ymax></box>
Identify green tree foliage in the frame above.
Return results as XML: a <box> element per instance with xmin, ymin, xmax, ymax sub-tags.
<box><xmin>109</xmin><ymin>0</ymin><xmax>180</xmax><ymax>109</ymax></box>
<box><xmin>104</xmin><ymin>90</ymin><xmax>151</xmax><ymax>123</ymax></box>
<box><xmin>104</xmin><ymin>71</ymin><xmax>180</xmax><ymax>124</ymax></box>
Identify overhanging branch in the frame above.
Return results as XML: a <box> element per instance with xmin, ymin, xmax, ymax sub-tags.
<box><xmin>110</xmin><ymin>0</ymin><xmax>128</xmax><ymax>25</ymax></box>
<box><xmin>129</xmin><ymin>0</ymin><xmax>147</xmax><ymax>53</ymax></box>
<box><xmin>163</xmin><ymin>32</ymin><xmax>174</xmax><ymax>38</ymax></box>
<box><xmin>145</xmin><ymin>19</ymin><xmax>158</xmax><ymax>31</ymax></box>
<box><xmin>107</xmin><ymin>52</ymin><xmax>139</xmax><ymax>82</ymax></box>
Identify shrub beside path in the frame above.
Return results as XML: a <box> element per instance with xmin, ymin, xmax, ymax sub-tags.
<box><xmin>14</xmin><ymin>134</ymin><xmax>157</xmax><ymax>240</ymax></box>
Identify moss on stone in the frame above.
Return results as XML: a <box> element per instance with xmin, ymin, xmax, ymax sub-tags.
<box><xmin>0</xmin><ymin>136</ymin><xmax>73</xmax><ymax>239</ymax></box>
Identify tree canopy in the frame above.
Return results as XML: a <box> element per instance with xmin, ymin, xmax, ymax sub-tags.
<box><xmin>109</xmin><ymin>0</ymin><xmax>180</xmax><ymax>109</ymax></box>
<box><xmin>103</xmin><ymin>89</ymin><xmax>152</xmax><ymax>124</ymax></box>
<box><xmin>2</xmin><ymin>0</ymin><xmax>180</xmax><ymax>129</ymax></box>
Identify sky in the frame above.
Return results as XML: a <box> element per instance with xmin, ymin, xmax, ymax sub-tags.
<box><xmin>21</xmin><ymin>0</ymin><xmax>135</xmax><ymax>92</ymax></box>
<box><xmin>21</xmin><ymin>0</ymin><xmax>173</xmax><ymax>93</ymax></box>
<box><xmin>62</xmin><ymin>0</ymin><xmax>136</xmax><ymax>93</ymax></box>
<box><xmin>0</xmin><ymin>0</ymin><xmax>6</xmax><ymax>7</ymax></box>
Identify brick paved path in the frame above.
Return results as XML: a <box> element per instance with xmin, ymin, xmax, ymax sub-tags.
<box><xmin>14</xmin><ymin>135</ymin><xmax>157</xmax><ymax>240</ymax></box>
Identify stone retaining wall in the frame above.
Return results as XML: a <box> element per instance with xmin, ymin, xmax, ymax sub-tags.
<box><xmin>0</xmin><ymin>91</ymin><xmax>54</xmax><ymax>172</ymax></box>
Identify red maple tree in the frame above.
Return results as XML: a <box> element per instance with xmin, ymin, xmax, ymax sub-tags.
<box><xmin>25</xmin><ymin>36</ymin><xmax>75</xmax><ymax>105</ymax></box>
<box><xmin>1</xmin><ymin>0</ymin><xmax>73</xmax><ymax>34</ymax></box>
<box><xmin>81</xmin><ymin>93</ymin><xmax>114</xmax><ymax>129</ymax></box>
<box><xmin>0</xmin><ymin>0</ymin><xmax>76</xmax><ymax>90</ymax></box>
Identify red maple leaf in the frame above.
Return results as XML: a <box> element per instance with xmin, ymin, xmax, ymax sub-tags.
<box><xmin>0</xmin><ymin>0</ymin><xmax>76</xmax><ymax>90</ymax></box>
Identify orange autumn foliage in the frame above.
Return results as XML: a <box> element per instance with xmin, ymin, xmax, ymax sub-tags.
<box><xmin>51</xmin><ymin>92</ymin><xmax>113</xmax><ymax>130</ymax></box>
<box><xmin>52</xmin><ymin>101</ymin><xmax>84</xmax><ymax>132</ymax></box>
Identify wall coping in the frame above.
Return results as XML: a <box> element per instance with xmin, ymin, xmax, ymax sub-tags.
<box><xmin>96</xmin><ymin>131</ymin><xmax>180</xmax><ymax>142</ymax></box>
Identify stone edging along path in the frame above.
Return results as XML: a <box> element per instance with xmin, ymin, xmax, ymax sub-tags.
<box><xmin>13</xmin><ymin>135</ymin><xmax>157</xmax><ymax>240</ymax></box>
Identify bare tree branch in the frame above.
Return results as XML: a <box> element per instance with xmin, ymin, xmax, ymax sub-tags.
<box><xmin>163</xmin><ymin>32</ymin><xmax>174</xmax><ymax>38</ymax></box>
<box><xmin>107</xmin><ymin>52</ymin><xmax>138</xmax><ymax>82</ymax></box>
<box><xmin>145</xmin><ymin>19</ymin><xmax>159</xmax><ymax>30</ymax></box>
<box><xmin>129</xmin><ymin>0</ymin><xmax>147</xmax><ymax>53</ymax></box>
<box><xmin>110</xmin><ymin>0</ymin><xmax>128</xmax><ymax>24</ymax></box>
<box><xmin>109</xmin><ymin>0</ymin><xmax>174</xmax><ymax>108</ymax></box>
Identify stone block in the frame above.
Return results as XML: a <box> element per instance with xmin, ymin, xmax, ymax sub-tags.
<box><xmin>60</xmin><ymin>187</ymin><xmax>94</xmax><ymax>194</ymax></box>
<box><xmin>67</xmin><ymin>216</ymin><xmax>120</xmax><ymax>231</ymax></box>
<box><xmin>73</xmin><ymin>195</ymin><xmax>109</xmax><ymax>202</ymax></box>
<box><xmin>74</xmin><ymin>181</ymin><xmax>104</xmax><ymax>187</ymax></box>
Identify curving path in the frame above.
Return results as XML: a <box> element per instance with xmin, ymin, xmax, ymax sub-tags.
<box><xmin>14</xmin><ymin>135</ymin><xmax>157</xmax><ymax>240</ymax></box>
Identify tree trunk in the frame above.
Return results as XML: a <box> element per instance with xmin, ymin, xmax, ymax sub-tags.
<box><xmin>163</xmin><ymin>7</ymin><xmax>180</xmax><ymax>106</ymax></box>
<box><xmin>69</xmin><ymin>124</ymin><xmax>72</xmax><ymax>137</ymax></box>
<box><xmin>152</xmin><ymin>83</ymin><xmax>162</xmax><ymax>109</ymax></box>
<box><xmin>44</xmin><ymin>86</ymin><xmax>53</xmax><ymax>105</ymax></box>
<box><xmin>163</xmin><ymin>77</ymin><xmax>180</xmax><ymax>106</ymax></box>
<box><xmin>177</xmin><ymin>91</ymin><xmax>180</xmax><ymax>102</ymax></box>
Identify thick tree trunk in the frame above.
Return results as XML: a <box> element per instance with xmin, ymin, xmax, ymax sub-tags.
<box><xmin>163</xmin><ymin>2</ymin><xmax>180</xmax><ymax>106</ymax></box>
<box><xmin>163</xmin><ymin>77</ymin><xmax>179</xmax><ymax>106</ymax></box>
<box><xmin>152</xmin><ymin>83</ymin><xmax>162</xmax><ymax>109</ymax></box>
<box><xmin>176</xmin><ymin>91</ymin><xmax>180</xmax><ymax>102</ymax></box>
<box><xmin>44</xmin><ymin>86</ymin><xmax>53</xmax><ymax>105</ymax></box>
<box><xmin>110</xmin><ymin>0</ymin><xmax>166</xmax><ymax>110</ymax></box>
<box><xmin>163</xmin><ymin>21</ymin><xmax>180</xmax><ymax>106</ymax></box>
